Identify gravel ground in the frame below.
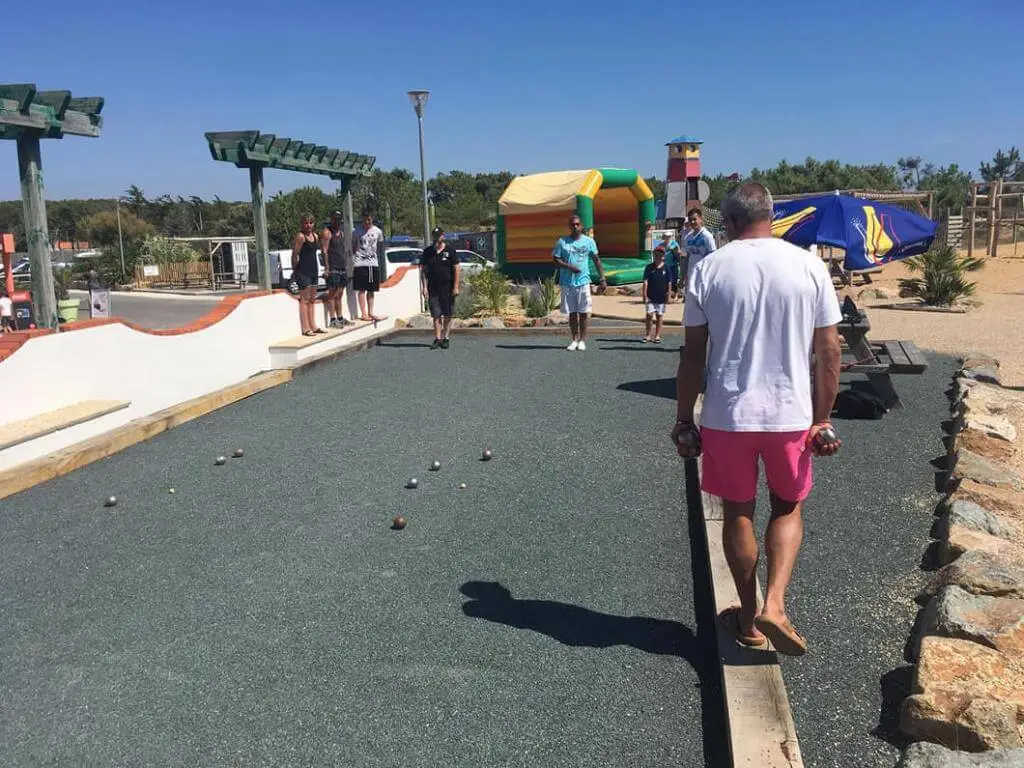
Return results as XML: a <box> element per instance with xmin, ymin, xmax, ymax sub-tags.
<box><xmin>0</xmin><ymin>333</ymin><xmax>723</xmax><ymax>768</ymax></box>
<box><xmin>759</xmin><ymin>355</ymin><xmax>956</xmax><ymax>768</ymax></box>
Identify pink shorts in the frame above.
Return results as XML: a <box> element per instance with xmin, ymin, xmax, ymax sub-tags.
<box><xmin>700</xmin><ymin>427</ymin><xmax>813</xmax><ymax>503</ymax></box>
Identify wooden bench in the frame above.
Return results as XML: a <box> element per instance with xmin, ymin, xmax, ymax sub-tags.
<box><xmin>837</xmin><ymin>298</ymin><xmax>928</xmax><ymax>409</ymax></box>
<box><xmin>0</xmin><ymin>400</ymin><xmax>131</xmax><ymax>451</ymax></box>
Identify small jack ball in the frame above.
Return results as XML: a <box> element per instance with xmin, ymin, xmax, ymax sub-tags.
<box><xmin>215</xmin><ymin>456</ymin><xmax>227</xmax><ymax>466</ymax></box>
<box><xmin>482</xmin><ymin>448</ymin><xmax>493</xmax><ymax>461</ymax></box>
<box><xmin>232</xmin><ymin>448</ymin><xmax>244</xmax><ymax>459</ymax></box>
<box><xmin>459</xmin><ymin>483</ymin><xmax>467</xmax><ymax>490</ymax></box>
<box><xmin>104</xmin><ymin>496</ymin><xmax>117</xmax><ymax>507</ymax></box>
<box><xmin>168</xmin><ymin>488</ymin><xmax>176</xmax><ymax>494</ymax></box>
<box><xmin>407</xmin><ymin>478</ymin><xmax>419</xmax><ymax>489</ymax></box>
<box><xmin>392</xmin><ymin>516</ymin><xmax>407</xmax><ymax>530</ymax></box>
<box><xmin>430</xmin><ymin>460</ymin><xmax>441</xmax><ymax>471</ymax></box>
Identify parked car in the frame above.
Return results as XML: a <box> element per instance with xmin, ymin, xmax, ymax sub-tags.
<box><xmin>269</xmin><ymin>249</ymin><xmax>326</xmax><ymax>290</ymax></box>
<box><xmin>384</xmin><ymin>247</ymin><xmax>422</xmax><ymax>278</ymax></box>
<box><xmin>455</xmin><ymin>249</ymin><xmax>494</xmax><ymax>277</ymax></box>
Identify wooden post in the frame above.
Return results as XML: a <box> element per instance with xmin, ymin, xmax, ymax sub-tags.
<box><xmin>17</xmin><ymin>133</ymin><xmax>58</xmax><ymax>329</ymax></box>
<box><xmin>968</xmin><ymin>184</ymin><xmax>977</xmax><ymax>257</ymax></box>
<box><xmin>248</xmin><ymin>165</ymin><xmax>270</xmax><ymax>290</ymax></box>
<box><xmin>987</xmin><ymin>180</ymin><xmax>998</xmax><ymax>257</ymax></box>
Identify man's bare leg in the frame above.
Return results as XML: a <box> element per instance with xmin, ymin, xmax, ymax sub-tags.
<box><xmin>654</xmin><ymin>313</ymin><xmax>663</xmax><ymax>340</ymax></box>
<box><xmin>722</xmin><ymin>499</ymin><xmax>765</xmax><ymax>640</ymax></box>
<box><xmin>442</xmin><ymin>315</ymin><xmax>452</xmax><ymax>340</ymax></box>
<box><xmin>433</xmin><ymin>315</ymin><xmax>442</xmax><ymax>341</ymax></box>
<box><xmin>761</xmin><ymin>494</ymin><xmax>804</xmax><ymax>625</ymax></box>
<box><xmin>358</xmin><ymin>291</ymin><xmax>370</xmax><ymax>320</ymax></box>
<box><xmin>644</xmin><ymin>313</ymin><xmax>652</xmax><ymax>340</ymax></box>
<box><xmin>368</xmin><ymin>291</ymin><xmax>386</xmax><ymax>321</ymax></box>
<box><xmin>578</xmin><ymin>311</ymin><xmax>589</xmax><ymax>342</ymax></box>
<box><xmin>568</xmin><ymin>313</ymin><xmax>579</xmax><ymax>341</ymax></box>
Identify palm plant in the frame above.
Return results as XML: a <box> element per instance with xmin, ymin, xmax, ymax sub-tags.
<box><xmin>898</xmin><ymin>246</ymin><xmax>983</xmax><ymax>307</ymax></box>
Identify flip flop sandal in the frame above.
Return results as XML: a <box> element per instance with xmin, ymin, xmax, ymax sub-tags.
<box><xmin>718</xmin><ymin>607</ymin><xmax>767</xmax><ymax>648</ymax></box>
<box><xmin>302</xmin><ymin>331</ymin><xmax>315</xmax><ymax>337</ymax></box>
<box><xmin>754</xmin><ymin>615</ymin><xmax>808</xmax><ymax>656</ymax></box>
<box><xmin>314</xmin><ymin>328</ymin><xmax>327</xmax><ymax>334</ymax></box>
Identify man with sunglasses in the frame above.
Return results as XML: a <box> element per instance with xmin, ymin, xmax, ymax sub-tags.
<box><xmin>552</xmin><ymin>215</ymin><xmax>606</xmax><ymax>351</ymax></box>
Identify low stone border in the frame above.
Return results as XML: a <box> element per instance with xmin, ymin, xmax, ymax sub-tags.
<box><xmin>896</xmin><ymin>351</ymin><xmax>1024</xmax><ymax>761</ymax></box>
<box><xmin>872</xmin><ymin>302</ymin><xmax>968</xmax><ymax>314</ymax></box>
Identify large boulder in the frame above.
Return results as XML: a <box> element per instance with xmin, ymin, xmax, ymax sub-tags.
<box><xmin>406</xmin><ymin>314</ymin><xmax>434</xmax><ymax>330</ymax></box>
<box><xmin>481</xmin><ymin>316</ymin><xmax>506</xmax><ymax>329</ymax></box>
<box><xmin>935</xmin><ymin>500</ymin><xmax>1016</xmax><ymax>541</ymax></box>
<box><xmin>920</xmin><ymin>550</ymin><xmax>1024</xmax><ymax>602</ymax></box>
<box><xmin>949</xmin><ymin>450</ymin><xmax>1024</xmax><ymax>493</ymax></box>
<box><xmin>900</xmin><ymin>636</ymin><xmax>1024</xmax><ymax>750</ymax></box>
<box><xmin>898</xmin><ymin>741</ymin><xmax>1024</xmax><ymax>766</ymax></box>
<box><xmin>946</xmin><ymin>479</ymin><xmax>1024</xmax><ymax>520</ymax></box>
<box><xmin>939</xmin><ymin>525</ymin><xmax>1024</xmax><ymax>567</ymax></box>
<box><xmin>546</xmin><ymin>311</ymin><xmax>568</xmax><ymax>326</ymax></box>
<box><xmin>918</xmin><ymin>585</ymin><xmax>1024</xmax><ymax>656</ymax></box>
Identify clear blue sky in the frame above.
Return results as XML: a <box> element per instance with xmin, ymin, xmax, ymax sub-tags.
<box><xmin>1</xmin><ymin>0</ymin><xmax>1020</xmax><ymax>201</ymax></box>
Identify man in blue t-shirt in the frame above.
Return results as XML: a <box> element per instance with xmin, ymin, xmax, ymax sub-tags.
<box><xmin>552</xmin><ymin>214</ymin><xmax>606</xmax><ymax>351</ymax></box>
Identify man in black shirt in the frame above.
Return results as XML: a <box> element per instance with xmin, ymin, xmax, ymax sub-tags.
<box><xmin>420</xmin><ymin>227</ymin><xmax>460</xmax><ymax>349</ymax></box>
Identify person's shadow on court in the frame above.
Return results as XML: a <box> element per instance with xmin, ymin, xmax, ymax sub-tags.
<box><xmin>459</xmin><ymin>581</ymin><xmax>697</xmax><ymax>659</ymax></box>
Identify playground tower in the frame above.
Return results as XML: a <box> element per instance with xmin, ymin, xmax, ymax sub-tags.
<box><xmin>665</xmin><ymin>135</ymin><xmax>703</xmax><ymax>221</ymax></box>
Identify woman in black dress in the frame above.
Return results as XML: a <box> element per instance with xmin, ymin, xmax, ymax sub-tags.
<box><xmin>292</xmin><ymin>213</ymin><xmax>325</xmax><ymax>336</ymax></box>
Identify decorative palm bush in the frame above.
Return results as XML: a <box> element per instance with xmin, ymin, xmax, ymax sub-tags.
<box><xmin>539</xmin><ymin>275</ymin><xmax>560</xmax><ymax>312</ymax></box>
<box><xmin>898</xmin><ymin>246</ymin><xmax>984</xmax><ymax>307</ymax></box>
<box><xmin>518</xmin><ymin>282</ymin><xmax>548</xmax><ymax>318</ymax></box>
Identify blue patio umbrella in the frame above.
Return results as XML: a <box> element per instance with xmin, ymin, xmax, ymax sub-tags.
<box><xmin>771</xmin><ymin>192</ymin><xmax>938</xmax><ymax>271</ymax></box>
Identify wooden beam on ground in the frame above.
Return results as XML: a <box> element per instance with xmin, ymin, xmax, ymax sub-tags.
<box><xmin>0</xmin><ymin>400</ymin><xmax>130</xmax><ymax>451</ymax></box>
<box><xmin>694</xmin><ymin>400</ymin><xmax>804</xmax><ymax>767</ymax></box>
<box><xmin>0</xmin><ymin>371</ymin><xmax>290</xmax><ymax>500</ymax></box>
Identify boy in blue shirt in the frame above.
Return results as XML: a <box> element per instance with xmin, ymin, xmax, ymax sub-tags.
<box><xmin>643</xmin><ymin>246</ymin><xmax>670</xmax><ymax>343</ymax></box>
<box><xmin>552</xmin><ymin>215</ymin><xmax>606</xmax><ymax>351</ymax></box>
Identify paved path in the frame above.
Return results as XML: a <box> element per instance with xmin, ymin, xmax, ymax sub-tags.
<box><xmin>70</xmin><ymin>291</ymin><xmax>221</xmax><ymax>329</ymax></box>
<box><xmin>0</xmin><ymin>333</ymin><xmax>724</xmax><ymax>767</ymax></box>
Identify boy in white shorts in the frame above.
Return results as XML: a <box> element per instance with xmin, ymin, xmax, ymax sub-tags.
<box><xmin>552</xmin><ymin>215</ymin><xmax>606</xmax><ymax>351</ymax></box>
<box><xmin>642</xmin><ymin>246</ymin><xmax>669</xmax><ymax>343</ymax></box>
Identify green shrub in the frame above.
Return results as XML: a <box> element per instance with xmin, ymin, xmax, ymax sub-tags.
<box><xmin>470</xmin><ymin>268</ymin><xmax>509</xmax><ymax>315</ymax></box>
<box><xmin>52</xmin><ymin>267</ymin><xmax>72</xmax><ymax>301</ymax></box>
<box><xmin>898</xmin><ymin>246</ymin><xmax>983</xmax><ymax>307</ymax></box>
<box><xmin>518</xmin><ymin>283</ymin><xmax>548</xmax><ymax>318</ymax></box>
<box><xmin>453</xmin><ymin>285</ymin><xmax>477</xmax><ymax>319</ymax></box>
<box><xmin>539</xmin><ymin>275</ymin><xmax>559</xmax><ymax>312</ymax></box>
<box><xmin>143</xmin><ymin>235</ymin><xmax>200</xmax><ymax>265</ymax></box>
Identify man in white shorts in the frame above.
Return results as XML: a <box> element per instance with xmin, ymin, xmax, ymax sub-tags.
<box><xmin>552</xmin><ymin>215</ymin><xmax>606</xmax><ymax>351</ymax></box>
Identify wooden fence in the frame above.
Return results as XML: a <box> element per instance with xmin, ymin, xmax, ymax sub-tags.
<box><xmin>134</xmin><ymin>261</ymin><xmax>214</xmax><ymax>289</ymax></box>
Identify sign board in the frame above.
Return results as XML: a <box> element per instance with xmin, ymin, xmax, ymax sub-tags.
<box><xmin>231</xmin><ymin>241</ymin><xmax>250</xmax><ymax>282</ymax></box>
<box><xmin>89</xmin><ymin>289</ymin><xmax>110</xmax><ymax>319</ymax></box>
<box><xmin>666</xmin><ymin>181</ymin><xmax>687</xmax><ymax>220</ymax></box>
<box><xmin>698</xmin><ymin>179</ymin><xmax>711</xmax><ymax>203</ymax></box>
<box><xmin>142</xmin><ymin>264</ymin><xmax>159</xmax><ymax>277</ymax></box>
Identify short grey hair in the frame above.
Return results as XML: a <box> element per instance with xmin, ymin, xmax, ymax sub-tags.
<box><xmin>721</xmin><ymin>181</ymin><xmax>774</xmax><ymax>232</ymax></box>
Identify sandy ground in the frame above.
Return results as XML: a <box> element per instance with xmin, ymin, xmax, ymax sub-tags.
<box><xmin>592</xmin><ymin>248</ymin><xmax>1024</xmax><ymax>387</ymax></box>
<box><xmin>844</xmin><ymin>253</ymin><xmax>1024</xmax><ymax>387</ymax></box>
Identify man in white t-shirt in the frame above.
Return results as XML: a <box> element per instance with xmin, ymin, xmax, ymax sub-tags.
<box><xmin>351</xmin><ymin>212</ymin><xmax>386</xmax><ymax>321</ymax></box>
<box><xmin>672</xmin><ymin>181</ymin><xmax>843</xmax><ymax>656</ymax></box>
<box><xmin>0</xmin><ymin>289</ymin><xmax>13</xmax><ymax>333</ymax></box>
<box><xmin>682</xmin><ymin>207</ymin><xmax>716</xmax><ymax>295</ymax></box>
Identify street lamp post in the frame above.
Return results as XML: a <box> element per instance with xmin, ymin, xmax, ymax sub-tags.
<box><xmin>407</xmin><ymin>90</ymin><xmax>431</xmax><ymax>248</ymax></box>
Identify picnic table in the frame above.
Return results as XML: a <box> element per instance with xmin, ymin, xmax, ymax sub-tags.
<box><xmin>837</xmin><ymin>297</ymin><xmax>928</xmax><ymax>409</ymax></box>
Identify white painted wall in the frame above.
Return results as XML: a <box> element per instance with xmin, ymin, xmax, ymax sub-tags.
<box><xmin>0</xmin><ymin>268</ymin><xmax>421</xmax><ymax>472</ymax></box>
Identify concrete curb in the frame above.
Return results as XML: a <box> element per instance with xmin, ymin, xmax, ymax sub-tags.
<box><xmin>592</xmin><ymin>312</ymin><xmax>684</xmax><ymax>326</ymax></box>
<box><xmin>693</xmin><ymin>401</ymin><xmax>804</xmax><ymax>767</ymax></box>
<box><xmin>68</xmin><ymin>289</ymin><xmax>227</xmax><ymax>302</ymax></box>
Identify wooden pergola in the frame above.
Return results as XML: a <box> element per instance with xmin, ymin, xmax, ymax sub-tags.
<box><xmin>205</xmin><ymin>131</ymin><xmax>376</xmax><ymax>290</ymax></box>
<box><xmin>0</xmin><ymin>83</ymin><xmax>103</xmax><ymax>328</ymax></box>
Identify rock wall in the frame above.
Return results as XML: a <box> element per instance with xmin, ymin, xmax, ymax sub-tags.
<box><xmin>899</xmin><ymin>352</ymin><xmax>1024</xmax><ymax>762</ymax></box>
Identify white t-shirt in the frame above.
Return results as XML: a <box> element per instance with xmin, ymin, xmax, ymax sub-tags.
<box><xmin>0</xmin><ymin>296</ymin><xmax>11</xmax><ymax>317</ymax></box>
<box><xmin>683</xmin><ymin>237</ymin><xmax>842</xmax><ymax>432</ymax></box>
<box><xmin>683</xmin><ymin>226</ymin><xmax>716</xmax><ymax>285</ymax></box>
<box><xmin>351</xmin><ymin>224</ymin><xmax>383</xmax><ymax>268</ymax></box>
